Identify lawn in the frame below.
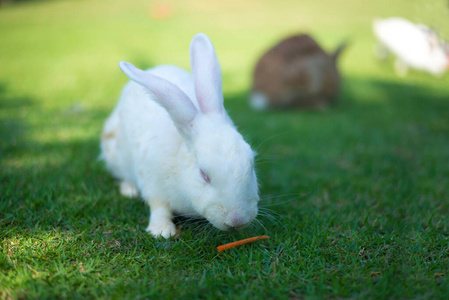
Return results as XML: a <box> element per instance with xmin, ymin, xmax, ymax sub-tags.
<box><xmin>1</xmin><ymin>0</ymin><xmax>449</xmax><ymax>298</ymax></box>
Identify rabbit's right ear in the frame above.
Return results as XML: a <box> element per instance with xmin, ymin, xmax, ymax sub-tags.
<box><xmin>119</xmin><ymin>61</ymin><xmax>198</xmax><ymax>136</ymax></box>
<box><xmin>190</xmin><ymin>33</ymin><xmax>225</xmax><ymax>115</ymax></box>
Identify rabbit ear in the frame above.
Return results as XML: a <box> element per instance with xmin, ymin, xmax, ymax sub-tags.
<box><xmin>190</xmin><ymin>33</ymin><xmax>225</xmax><ymax>115</ymax></box>
<box><xmin>119</xmin><ymin>61</ymin><xmax>198</xmax><ymax>135</ymax></box>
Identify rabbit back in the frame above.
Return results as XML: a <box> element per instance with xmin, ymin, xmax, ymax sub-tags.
<box><xmin>251</xmin><ymin>34</ymin><xmax>341</xmax><ymax>109</ymax></box>
<box><xmin>101</xmin><ymin>65</ymin><xmax>197</xmax><ymax>194</ymax></box>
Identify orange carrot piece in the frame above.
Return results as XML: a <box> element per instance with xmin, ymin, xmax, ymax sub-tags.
<box><xmin>217</xmin><ymin>235</ymin><xmax>270</xmax><ymax>252</ymax></box>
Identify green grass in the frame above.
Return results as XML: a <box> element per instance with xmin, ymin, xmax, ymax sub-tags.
<box><xmin>2</xmin><ymin>0</ymin><xmax>449</xmax><ymax>298</ymax></box>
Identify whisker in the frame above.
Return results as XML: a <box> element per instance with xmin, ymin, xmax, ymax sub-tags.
<box><xmin>255</xmin><ymin>155</ymin><xmax>282</xmax><ymax>162</ymax></box>
<box><xmin>253</xmin><ymin>131</ymin><xmax>293</xmax><ymax>153</ymax></box>
<box><xmin>258</xmin><ymin>208</ymin><xmax>282</xmax><ymax>218</ymax></box>
<box><xmin>253</xmin><ymin>218</ymin><xmax>269</xmax><ymax>233</ymax></box>
<box><xmin>257</xmin><ymin>209</ymin><xmax>282</xmax><ymax>224</ymax></box>
<box><xmin>258</xmin><ymin>195</ymin><xmax>308</xmax><ymax>208</ymax></box>
<box><xmin>259</xmin><ymin>193</ymin><xmax>307</xmax><ymax>201</ymax></box>
<box><xmin>257</xmin><ymin>212</ymin><xmax>280</xmax><ymax>222</ymax></box>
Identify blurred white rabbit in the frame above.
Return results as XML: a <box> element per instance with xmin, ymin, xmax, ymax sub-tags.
<box><xmin>373</xmin><ymin>17</ymin><xmax>449</xmax><ymax>76</ymax></box>
<box><xmin>101</xmin><ymin>34</ymin><xmax>259</xmax><ymax>238</ymax></box>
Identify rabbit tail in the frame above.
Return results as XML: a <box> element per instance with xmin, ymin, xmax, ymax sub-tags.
<box><xmin>100</xmin><ymin>109</ymin><xmax>122</xmax><ymax>177</ymax></box>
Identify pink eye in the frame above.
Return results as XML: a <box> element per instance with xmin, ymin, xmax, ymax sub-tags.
<box><xmin>200</xmin><ymin>169</ymin><xmax>210</xmax><ymax>183</ymax></box>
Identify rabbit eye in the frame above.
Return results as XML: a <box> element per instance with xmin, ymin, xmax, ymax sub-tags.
<box><xmin>200</xmin><ymin>169</ymin><xmax>211</xmax><ymax>183</ymax></box>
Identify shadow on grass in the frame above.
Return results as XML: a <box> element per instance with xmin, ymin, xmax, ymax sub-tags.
<box><xmin>0</xmin><ymin>85</ymin><xmax>149</xmax><ymax>238</ymax></box>
<box><xmin>0</xmin><ymin>0</ymin><xmax>52</xmax><ymax>7</ymax></box>
<box><xmin>0</xmin><ymin>83</ymin><xmax>34</xmax><ymax>158</ymax></box>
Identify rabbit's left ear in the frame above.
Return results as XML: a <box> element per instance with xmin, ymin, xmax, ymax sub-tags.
<box><xmin>119</xmin><ymin>61</ymin><xmax>198</xmax><ymax>136</ymax></box>
<box><xmin>190</xmin><ymin>33</ymin><xmax>225</xmax><ymax>115</ymax></box>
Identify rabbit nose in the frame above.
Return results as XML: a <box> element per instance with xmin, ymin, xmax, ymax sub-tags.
<box><xmin>225</xmin><ymin>211</ymin><xmax>250</xmax><ymax>229</ymax></box>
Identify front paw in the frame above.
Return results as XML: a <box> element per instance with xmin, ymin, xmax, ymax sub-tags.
<box><xmin>120</xmin><ymin>181</ymin><xmax>139</xmax><ymax>198</ymax></box>
<box><xmin>146</xmin><ymin>221</ymin><xmax>176</xmax><ymax>239</ymax></box>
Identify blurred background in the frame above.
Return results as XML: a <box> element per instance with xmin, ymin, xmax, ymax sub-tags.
<box><xmin>1</xmin><ymin>0</ymin><xmax>449</xmax><ymax>108</ymax></box>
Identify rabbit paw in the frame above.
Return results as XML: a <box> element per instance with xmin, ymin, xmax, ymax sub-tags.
<box><xmin>146</xmin><ymin>206</ymin><xmax>176</xmax><ymax>239</ymax></box>
<box><xmin>146</xmin><ymin>221</ymin><xmax>176</xmax><ymax>239</ymax></box>
<box><xmin>120</xmin><ymin>181</ymin><xmax>139</xmax><ymax>198</ymax></box>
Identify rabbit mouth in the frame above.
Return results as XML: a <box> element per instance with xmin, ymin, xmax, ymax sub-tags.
<box><xmin>224</xmin><ymin>221</ymin><xmax>251</xmax><ymax>230</ymax></box>
<box><xmin>207</xmin><ymin>218</ymin><xmax>253</xmax><ymax>231</ymax></box>
<box><xmin>203</xmin><ymin>205</ymin><xmax>255</xmax><ymax>231</ymax></box>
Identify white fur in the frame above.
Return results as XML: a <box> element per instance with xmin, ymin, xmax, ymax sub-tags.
<box><xmin>101</xmin><ymin>33</ymin><xmax>259</xmax><ymax>238</ymax></box>
<box><xmin>373</xmin><ymin>17</ymin><xmax>449</xmax><ymax>76</ymax></box>
<box><xmin>120</xmin><ymin>181</ymin><xmax>139</xmax><ymax>198</ymax></box>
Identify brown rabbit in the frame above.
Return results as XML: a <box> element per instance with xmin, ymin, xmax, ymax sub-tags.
<box><xmin>250</xmin><ymin>34</ymin><xmax>347</xmax><ymax>110</ymax></box>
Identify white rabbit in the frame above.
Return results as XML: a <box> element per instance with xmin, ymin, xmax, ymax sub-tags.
<box><xmin>101</xmin><ymin>33</ymin><xmax>259</xmax><ymax>238</ymax></box>
<box><xmin>373</xmin><ymin>17</ymin><xmax>449</xmax><ymax>76</ymax></box>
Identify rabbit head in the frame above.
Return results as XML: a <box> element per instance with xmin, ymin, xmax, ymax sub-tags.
<box><xmin>119</xmin><ymin>34</ymin><xmax>259</xmax><ymax>230</ymax></box>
